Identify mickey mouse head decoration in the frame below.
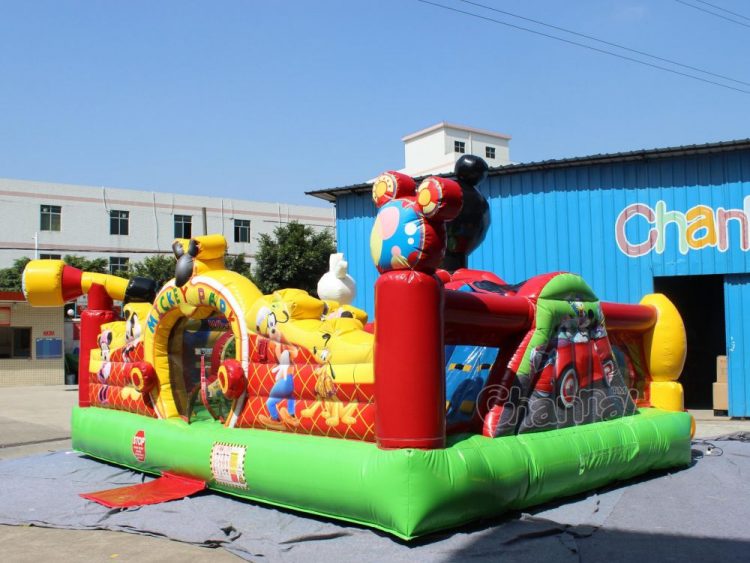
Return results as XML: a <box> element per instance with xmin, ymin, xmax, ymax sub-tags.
<box><xmin>370</xmin><ymin>171</ymin><xmax>462</xmax><ymax>273</ymax></box>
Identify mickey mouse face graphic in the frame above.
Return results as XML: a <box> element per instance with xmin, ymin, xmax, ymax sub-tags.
<box><xmin>370</xmin><ymin>200</ymin><xmax>428</xmax><ymax>272</ymax></box>
<box><xmin>369</xmin><ymin>171</ymin><xmax>463</xmax><ymax>274</ymax></box>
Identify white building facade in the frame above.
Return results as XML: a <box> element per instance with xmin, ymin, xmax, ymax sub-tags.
<box><xmin>400</xmin><ymin>122</ymin><xmax>511</xmax><ymax>177</ymax></box>
<box><xmin>0</xmin><ymin>179</ymin><xmax>336</xmax><ymax>273</ymax></box>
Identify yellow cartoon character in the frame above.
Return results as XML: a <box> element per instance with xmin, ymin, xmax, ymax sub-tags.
<box><xmin>301</xmin><ymin>334</ymin><xmax>357</xmax><ymax>427</ymax></box>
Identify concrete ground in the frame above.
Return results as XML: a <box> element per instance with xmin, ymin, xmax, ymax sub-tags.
<box><xmin>0</xmin><ymin>385</ymin><xmax>240</xmax><ymax>561</ymax></box>
<box><xmin>1</xmin><ymin>385</ymin><xmax>749</xmax><ymax>560</ymax></box>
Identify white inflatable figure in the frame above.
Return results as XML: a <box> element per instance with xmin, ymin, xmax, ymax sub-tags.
<box><xmin>317</xmin><ymin>253</ymin><xmax>356</xmax><ymax>305</ymax></box>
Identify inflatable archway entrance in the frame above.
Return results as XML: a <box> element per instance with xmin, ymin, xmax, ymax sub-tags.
<box><xmin>144</xmin><ymin>272</ymin><xmax>262</xmax><ymax>422</ymax></box>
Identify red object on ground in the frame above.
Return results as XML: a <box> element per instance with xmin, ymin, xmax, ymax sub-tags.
<box><xmin>79</xmin><ymin>284</ymin><xmax>115</xmax><ymax>408</ymax></box>
<box><xmin>374</xmin><ymin>270</ymin><xmax>445</xmax><ymax>449</ymax></box>
<box><xmin>80</xmin><ymin>472</ymin><xmax>206</xmax><ymax>508</ymax></box>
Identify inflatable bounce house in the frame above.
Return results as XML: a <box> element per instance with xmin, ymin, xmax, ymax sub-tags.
<box><xmin>22</xmin><ymin>157</ymin><xmax>692</xmax><ymax>540</ymax></box>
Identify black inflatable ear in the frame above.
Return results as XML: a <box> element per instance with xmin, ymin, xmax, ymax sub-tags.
<box><xmin>188</xmin><ymin>239</ymin><xmax>199</xmax><ymax>257</ymax></box>
<box><xmin>441</xmin><ymin>155</ymin><xmax>491</xmax><ymax>272</ymax></box>
<box><xmin>175</xmin><ymin>252</ymin><xmax>194</xmax><ymax>287</ymax></box>
<box><xmin>124</xmin><ymin>277</ymin><xmax>158</xmax><ymax>305</ymax></box>
<box><xmin>455</xmin><ymin>154</ymin><xmax>489</xmax><ymax>187</ymax></box>
<box><xmin>172</xmin><ymin>241</ymin><xmax>184</xmax><ymax>258</ymax></box>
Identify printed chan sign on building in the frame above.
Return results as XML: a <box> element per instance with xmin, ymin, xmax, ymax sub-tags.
<box><xmin>616</xmin><ymin>199</ymin><xmax>750</xmax><ymax>257</ymax></box>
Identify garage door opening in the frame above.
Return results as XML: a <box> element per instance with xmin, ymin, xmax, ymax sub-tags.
<box><xmin>653</xmin><ymin>275</ymin><xmax>725</xmax><ymax>409</ymax></box>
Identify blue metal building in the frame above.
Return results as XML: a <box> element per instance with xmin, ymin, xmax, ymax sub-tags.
<box><xmin>309</xmin><ymin>139</ymin><xmax>750</xmax><ymax>416</ymax></box>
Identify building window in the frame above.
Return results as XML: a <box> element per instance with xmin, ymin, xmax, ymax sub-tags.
<box><xmin>486</xmin><ymin>146</ymin><xmax>496</xmax><ymax>159</ymax></box>
<box><xmin>234</xmin><ymin>219</ymin><xmax>251</xmax><ymax>243</ymax></box>
<box><xmin>110</xmin><ymin>210</ymin><xmax>129</xmax><ymax>235</ymax></box>
<box><xmin>174</xmin><ymin>215</ymin><xmax>192</xmax><ymax>239</ymax></box>
<box><xmin>0</xmin><ymin>327</ymin><xmax>31</xmax><ymax>359</ymax></box>
<box><xmin>40</xmin><ymin>205</ymin><xmax>61</xmax><ymax>231</ymax></box>
<box><xmin>109</xmin><ymin>257</ymin><xmax>129</xmax><ymax>276</ymax></box>
<box><xmin>39</xmin><ymin>254</ymin><xmax>62</xmax><ymax>260</ymax></box>
<box><xmin>454</xmin><ymin>140</ymin><xmax>466</xmax><ymax>154</ymax></box>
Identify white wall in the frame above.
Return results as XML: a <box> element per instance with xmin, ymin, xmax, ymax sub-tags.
<box><xmin>402</xmin><ymin>123</ymin><xmax>511</xmax><ymax>177</ymax></box>
<box><xmin>403</xmin><ymin>129</ymin><xmax>456</xmax><ymax>176</ymax></box>
<box><xmin>0</xmin><ymin>179</ymin><xmax>336</xmax><ymax>269</ymax></box>
<box><xmin>443</xmin><ymin>126</ymin><xmax>511</xmax><ymax>167</ymax></box>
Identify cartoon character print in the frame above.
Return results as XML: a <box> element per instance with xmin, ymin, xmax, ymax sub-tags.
<box><xmin>320</xmin><ymin>302</ymin><xmax>355</xmax><ymax>321</ymax></box>
<box><xmin>370</xmin><ymin>171</ymin><xmax>463</xmax><ymax>273</ymax></box>
<box><xmin>255</xmin><ymin>304</ymin><xmax>300</xmax><ymax>430</ymax></box>
<box><xmin>569</xmin><ymin>301</ymin><xmax>594</xmax><ymax>343</ymax></box>
<box><xmin>301</xmin><ymin>334</ymin><xmax>357</xmax><ymax>427</ymax></box>
<box><xmin>96</xmin><ymin>330</ymin><xmax>113</xmax><ymax>405</ymax></box>
<box><xmin>123</xmin><ymin>310</ymin><xmax>141</xmax><ymax>363</ymax></box>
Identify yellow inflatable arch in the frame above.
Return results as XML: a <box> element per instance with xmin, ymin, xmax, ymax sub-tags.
<box><xmin>145</xmin><ymin>270</ymin><xmax>262</xmax><ymax>421</ymax></box>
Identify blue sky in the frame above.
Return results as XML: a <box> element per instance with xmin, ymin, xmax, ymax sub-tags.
<box><xmin>1</xmin><ymin>1</ymin><xmax>748</xmax><ymax>205</ymax></box>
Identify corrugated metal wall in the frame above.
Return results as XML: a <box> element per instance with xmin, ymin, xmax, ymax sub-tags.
<box><xmin>471</xmin><ymin>151</ymin><xmax>750</xmax><ymax>302</ymax></box>
<box><xmin>334</xmin><ymin>149</ymin><xmax>750</xmax><ymax>415</ymax></box>
<box><xmin>335</xmin><ymin>192</ymin><xmax>378</xmax><ymax>317</ymax></box>
<box><xmin>724</xmin><ymin>274</ymin><xmax>750</xmax><ymax>417</ymax></box>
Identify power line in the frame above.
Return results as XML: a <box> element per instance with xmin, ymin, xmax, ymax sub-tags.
<box><xmin>460</xmin><ymin>0</ymin><xmax>750</xmax><ymax>87</ymax></box>
<box><xmin>675</xmin><ymin>0</ymin><xmax>750</xmax><ymax>29</ymax></box>
<box><xmin>415</xmin><ymin>0</ymin><xmax>750</xmax><ymax>95</ymax></box>
<box><xmin>692</xmin><ymin>0</ymin><xmax>750</xmax><ymax>21</ymax></box>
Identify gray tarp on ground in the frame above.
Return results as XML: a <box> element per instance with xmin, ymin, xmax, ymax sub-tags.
<box><xmin>0</xmin><ymin>434</ymin><xmax>748</xmax><ymax>562</ymax></box>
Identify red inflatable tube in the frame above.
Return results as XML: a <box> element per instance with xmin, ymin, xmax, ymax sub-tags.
<box><xmin>61</xmin><ymin>265</ymin><xmax>84</xmax><ymax>302</ymax></box>
<box><xmin>444</xmin><ymin>290</ymin><xmax>534</xmax><ymax>346</ymax></box>
<box><xmin>600</xmin><ymin>302</ymin><xmax>656</xmax><ymax>332</ymax></box>
<box><xmin>374</xmin><ymin>270</ymin><xmax>445</xmax><ymax>449</ymax></box>
<box><xmin>79</xmin><ymin>284</ymin><xmax>115</xmax><ymax>408</ymax></box>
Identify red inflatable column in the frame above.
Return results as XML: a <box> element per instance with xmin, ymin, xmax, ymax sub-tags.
<box><xmin>374</xmin><ymin>270</ymin><xmax>445</xmax><ymax>449</ymax></box>
<box><xmin>78</xmin><ymin>283</ymin><xmax>116</xmax><ymax>407</ymax></box>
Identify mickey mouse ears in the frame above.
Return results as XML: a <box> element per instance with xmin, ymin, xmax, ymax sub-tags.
<box><xmin>372</xmin><ymin>171</ymin><xmax>462</xmax><ymax>222</ymax></box>
<box><xmin>415</xmin><ymin>177</ymin><xmax>462</xmax><ymax>222</ymax></box>
<box><xmin>372</xmin><ymin>171</ymin><xmax>415</xmax><ymax>207</ymax></box>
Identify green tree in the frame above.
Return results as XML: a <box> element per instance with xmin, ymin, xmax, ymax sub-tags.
<box><xmin>225</xmin><ymin>253</ymin><xmax>254</xmax><ymax>281</ymax></box>
<box><xmin>0</xmin><ymin>255</ymin><xmax>108</xmax><ymax>291</ymax></box>
<box><xmin>127</xmin><ymin>252</ymin><xmax>253</xmax><ymax>290</ymax></box>
<box><xmin>0</xmin><ymin>257</ymin><xmax>31</xmax><ymax>291</ymax></box>
<box><xmin>128</xmin><ymin>254</ymin><xmax>177</xmax><ymax>288</ymax></box>
<box><xmin>63</xmin><ymin>255</ymin><xmax>108</xmax><ymax>273</ymax></box>
<box><xmin>253</xmin><ymin>221</ymin><xmax>336</xmax><ymax>295</ymax></box>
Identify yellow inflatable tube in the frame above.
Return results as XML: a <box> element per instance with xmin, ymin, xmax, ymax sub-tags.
<box><xmin>640</xmin><ymin>293</ymin><xmax>687</xmax><ymax>411</ymax></box>
<box><xmin>23</xmin><ymin>259</ymin><xmax>128</xmax><ymax>306</ymax></box>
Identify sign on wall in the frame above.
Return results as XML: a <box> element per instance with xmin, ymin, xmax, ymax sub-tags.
<box><xmin>616</xmin><ymin>200</ymin><xmax>749</xmax><ymax>257</ymax></box>
<box><xmin>36</xmin><ymin>338</ymin><xmax>63</xmax><ymax>359</ymax></box>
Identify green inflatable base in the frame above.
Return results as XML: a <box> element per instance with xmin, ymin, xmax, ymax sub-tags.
<box><xmin>72</xmin><ymin>406</ymin><xmax>691</xmax><ymax>540</ymax></box>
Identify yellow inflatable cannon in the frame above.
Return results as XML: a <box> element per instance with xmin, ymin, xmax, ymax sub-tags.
<box><xmin>22</xmin><ymin>257</ymin><xmax>159</xmax><ymax>411</ymax></box>
<box><xmin>22</xmin><ymin>260</ymin><xmax>130</xmax><ymax>306</ymax></box>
